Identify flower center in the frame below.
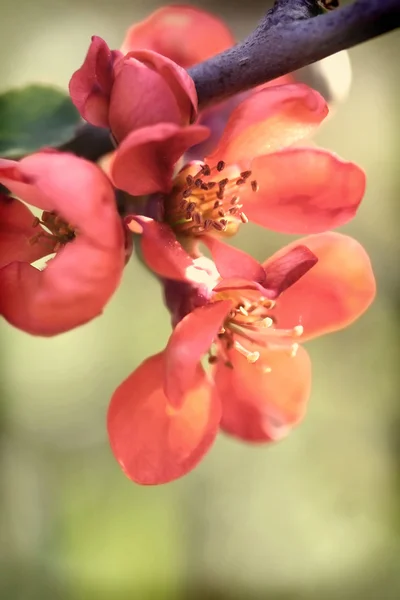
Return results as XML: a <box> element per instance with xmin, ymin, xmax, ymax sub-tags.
<box><xmin>165</xmin><ymin>161</ymin><xmax>258</xmax><ymax>237</ymax></box>
<box><xmin>209</xmin><ymin>294</ymin><xmax>303</xmax><ymax>370</ymax></box>
<box><xmin>29</xmin><ymin>210</ymin><xmax>76</xmax><ymax>251</ymax></box>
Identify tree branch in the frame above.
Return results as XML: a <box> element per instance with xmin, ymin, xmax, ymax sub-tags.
<box><xmin>192</xmin><ymin>0</ymin><xmax>400</xmax><ymax>108</ymax></box>
<box><xmin>62</xmin><ymin>0</ymin><xmax>400</xmax><ymax>160</ymax></box>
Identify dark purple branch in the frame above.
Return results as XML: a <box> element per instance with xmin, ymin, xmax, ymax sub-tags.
<box><xmin>62</xmin><ymin>0</ymin><xmax>400</xmax><ymax>161</ymax></box>
<box><xmin>59</xmin><ymin>123</ymin><xmax>113</xmax><ymax>160</ymax></box>
<box><xmin>192</xmin><ymin>0</ymin><xmax>400</xmax><ymax>108</ymax></box>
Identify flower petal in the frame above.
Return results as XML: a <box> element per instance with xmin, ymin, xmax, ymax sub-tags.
<box><xmin>0</xmin><ymin>153</ymin><xmax>125</xmax><ymax>335</ymax></box>
<box><xmin>0</xmin><ymin>233</ymin><xmax>124</xmax><ymax>335</ymax></box>
<box><xmin>264</xmin><ymin>232</ymin><xmax>376</xmax><ymax>340</ymax></box>
<box><xmin>165</xmin><ymin>300</ymin><xmax>233</xmax><ymax>408</ymax></box>
<box><xmin>216</xmin><ymin>345</ymin><xmax>311</xmax><ymax>442</ymax></box>
<box><xmin>0</xmin><ymin>152</ymin><xmax>122</xmax><ymax>246</ymax></box>
<box><xmin>69</xmin><ymin>36</ymin><xmax>122</xmax><ymax>128</ymax></box>
<box><xmin>201</xmin><ymin>236</ymin><xmax>266</xmax><ymax>283</ymax></box>
<box><xmin>263</xmin><ymin>245</ymin><xmax>318</xmax><ymax>296</ymax></box>
<box><xmin>112</xmin><ymin>123</ymin><xmax>209</xmax><ymax>196</ymax></box>
<box><xmin>107</xmin><ymin>351</ymin><xmax>221</xmax><ymax>485</ymax></box>
<box><xmin>109</xmin><ymin>50</ymin><xmax>198</xmax><ymax>141</ymax></box>
<box><xmin>0</xmin><ymin>194</ymin><xmax>56</xmax><ymax>268</ymax></box>
<box><xmin>242</xmin><ymin>148</ymin><xmax>366</xmax><ymax>234</ymax></box>
<box><xmin>121</xmin><ymin>5</ymin><xmax>235</xmax><ymax>67</ymax></box>
<box><xmin>213</xmin><ymin>277</ymin><xmax>275</xmax><ymax>299</ymax></box>
<box><xmin>163</xmin><ymin>256</ymin><xmax>220</xmax><ymax>327</ymax></box>
<box><xmin>127</xmin><ymin>215</ymin><xmax>196</xmax><ymax>281</ymax></box>
<box><xmin>207</xmin><ymin>84</ymin><xmax>328</xmax><ymax>165</ymax></box>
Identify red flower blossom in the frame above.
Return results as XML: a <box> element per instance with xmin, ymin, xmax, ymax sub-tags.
<box><xmin>0</xmin><ymin>152</ymin><xmax>125</xmax><ymax>336</ymax></box>
<box><xmin>119</xmin><ymin>4</ymin><xmax>292</xmax><ymax>159</ymax></box>
<box><xmin>113</xmin><ymin>82</ymin><xmax>365</xmax><ymax>240</ymax></box>
<box><xmin>120</xmin><ymin>5</ymin><xmax>235</xmax><ymax>68</ymax></box>
<box><xmin>107</xmin><ymin>232</ymin><xmax>375</xmax><ymax>484</ymax></box>
<box><xmin>69</xmin><ymin>36</ymin><xmax>198</xmax><ymax>143</ymax></box>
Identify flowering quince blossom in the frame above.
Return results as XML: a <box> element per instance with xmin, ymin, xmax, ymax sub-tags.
<box><xmin>119</xmin><ymin>4</ymin><xmax>293</xmax><ymax>159</ymax></box>
<box><xmin>120</xmin><ymin>5</ymin><xmax>236</xmax><ymax>68</ymax></box>
<box><xmin>112</xmin><ymin>81</ymin><xmax>366</xmax><ymax>281</ymax></box>
<box><xmin>69</xmin><ymin>35</ymin><xmax>198</xmax><ymax>143</ymax></box>
<box><xmin>0</xmin><ymin>152</ymin><xmax>125</xmax><ymax>335</ymax></box>
<box><xmin>107</xmin><ymin>232</ymin><xmax>376</xmax><ymax>485</ymax></box>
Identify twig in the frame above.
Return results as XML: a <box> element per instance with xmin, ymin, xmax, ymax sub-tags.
<box><xmin>192</xmin><ymin>0</ymin><xmax>400</xmax><ymax>108</ymax></box>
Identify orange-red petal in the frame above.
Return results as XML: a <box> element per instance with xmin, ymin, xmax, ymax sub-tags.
<box><xmin>263</xmin><ymin>232</ymin><xmax>376</xmax><ymax>340</ymax></box>
<box><xmin>242</xmin><ymin>148</ymin><xmax>366</xmax><ymax>234</ymax></box>
<box><xmin>110</xmin><ymin>49</ymin><xmax>198</xmax><ymax>141</ymax></box>
<box><xmin>165</xmin><ymin>300</ymin><xmax>233</xmax><ymax>408</ymax></box>
<box><xmin>216</xmin><ymin>345</ymin><xmax>312</xmax><ymax>442</ymax></box>
<box><xmin>263</xmin><ymin>244</ymin><xmax>318</xmax><ymax>296</ymax></box>
<box><xmin>107</xmin><ymin>351</ymin><xmax>221</xmax><ymax>485</ymax></box>
<box><xmin>112</xmin><ymin>123</ymin><xmax>209</xmax><ymax>196</ymax></box>
<box><xmin>201</xmin><ymin>235</ymin><xmax>266</xmax><ymax>283</ymax></box>
<box><xmin>69</xmin><ymin>36</ymin><xmax>122</xmax><ymax>128</ymax></box>
<box><xmin>0</xmin><ymin>194</ymin><xmax>56</xmax><ymax>268</ymax></box>
<box><xmin>206</xmin><ymin>84</ymin><xmax>328</xmax><ymax>166</ymax></box>
<box><xmin>127</xmin><ymin>216</ymin><xmax>196</xmax><ymax>281</ymax></box>
<box><xmin>0</xmin><ymin>233</ymin><xmax>124</xmax><ymax>336</ymax></box>
<box><xmin>0</xmin><ymin>152</ymin><xmax>125</xmax><ymax>336</ymax></box>
<box><xmin>121</xmin><ymin>5</ymin><xmax>235</xmax><ymax>67</ymax></box>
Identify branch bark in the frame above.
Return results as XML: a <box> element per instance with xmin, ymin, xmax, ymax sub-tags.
<box><xmin>192</xmin><ymin>0</ymin><xmax>400</xmax><ymax>108</ymax></box>
<box><xmin>61</xmin><ymin>0</ymin><xmax>400</xmax><ymax>160</ymax></box>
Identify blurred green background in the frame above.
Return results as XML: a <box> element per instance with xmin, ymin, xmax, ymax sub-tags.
<box><xmin>1</xmin><ymin>1</ymin><xmax>399</xmax><ymax>598</ymax></box>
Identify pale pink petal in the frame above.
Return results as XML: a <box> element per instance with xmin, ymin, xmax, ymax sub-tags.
<box><xmin>127</xmin><ymin>215</ymin><xmax>195</xmax><ymax>281</ymax></box>
<box><xmin>264</xmin><ymin>232</ymin><xmax>376</xmax><ymax>340</ymax></box>
<box><xmin>109</xmin><ymin>50</ymin><xmax>198</xmax><ymax>141</ymax></box>
<box><xmin>165</xmin><ymin>300</ymin><xmax>233</xmax><ymax>408</ymax></box>
<box><xmin>216</xmin><ymin>345</ymin><xmax>311</xmax><ymax>442</ymax></box>
<box><xmin>69</xmin><ymin>36</ymin><xmax>122</xmax><ymax>128</ymax></box>
<box><xmin>201</xmin><ymin>236</ymin><xmax>266</xmax><ymax>283</ymax></box>
<box><xmin>241</xmin><ymin>148</ymin><xmax>366</xmax><ymax>234</ymax></box>
<box><xmin>0</xmin><ymin>195</ymin><xmax>56</xmax><ymax>268</ymax></box>
<box><xmin>112</xmin><ymin>123</ymin><xmax>209</xmax><ymax>196</ymax></box>
<box><xmin>207</xmin><ymin>84</ymin><xmax>328</xmax><ymax>165</ymax></box>
<box><xmin>107</xmin><ymin>351</ymin><xmax>221</xmax><ymax>485</ymax></box>
<box><xmin>121</xmin><ymin>5</ymin><xmax>235</xmax><ymax>67</ymax></box>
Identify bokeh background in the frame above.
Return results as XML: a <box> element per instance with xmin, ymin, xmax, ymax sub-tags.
<box><xmin>1</xmin><ymin>1</ymin><xmax>399</xmax><ymax>598</ymax></box>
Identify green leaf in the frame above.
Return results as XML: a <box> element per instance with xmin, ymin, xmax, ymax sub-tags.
<box><xmin>0</xmin><ymin>84</ymin><xmax>81</xmax><ymax>158</ymax></box>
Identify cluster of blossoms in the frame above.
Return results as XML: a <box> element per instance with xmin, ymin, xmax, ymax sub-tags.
<box><xmin>0</xmin><ymin>6</ymin><xmax>375</xmax><ymax>484</ymax></box>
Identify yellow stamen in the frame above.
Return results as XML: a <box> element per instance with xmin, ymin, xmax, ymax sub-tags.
<box><xmin>233</xmin><ymin>340</ymin><xmax>260</xmax><ymax>363</ymax></box>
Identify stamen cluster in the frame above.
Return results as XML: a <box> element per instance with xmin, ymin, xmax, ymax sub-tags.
<box><xmin>167</xmin><ymin>161</ymin><xmax>258</xmax><ymax>236</ymax></box>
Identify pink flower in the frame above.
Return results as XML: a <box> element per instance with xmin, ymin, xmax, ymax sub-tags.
<box><xmin>0</xmin><ymin>152</ymin><xmax>125</xmax><ymax>336</ymax></box>
<box><xmin>107</xmin><ymin>232</ymin><xmax>375</xmax><ymax>484</ymax></box>
<box><xmin>69</xmin><ymin>36</ymin><xmax>198</xmax><ymax>142</ymax></box>
<box><xmin>113</xmin><ymin>83</ymin><xmax>365</xmax><ymax>239</ymax></box>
